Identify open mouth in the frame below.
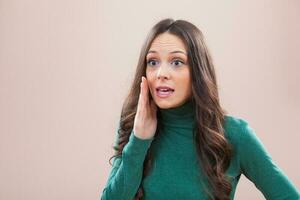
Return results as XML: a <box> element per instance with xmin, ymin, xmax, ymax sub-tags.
<box><xmin>156</xmin><ymin>87</ymin><xmax>174</xmax><ymax>98</ymax></box>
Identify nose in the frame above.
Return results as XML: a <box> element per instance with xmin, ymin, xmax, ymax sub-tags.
<box><xmin>156</xmin><ymin>63</ymin><xmax>170</xmax><ymax>80</ymax></box>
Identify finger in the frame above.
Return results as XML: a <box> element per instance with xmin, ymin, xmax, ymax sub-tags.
<box><xmin>150</xmin><ymin>99</ymin><xmax>157</xmax><ymax>115</ymax></box>
<box><xmin>142</xmin><ymin>76</ymin><xmax>149</xmax><ymax>105</ymax></box>
<box><xmin>139</xmin><ymin>77</ymin><xmax>144</xmax><ymax>110</ymax></box>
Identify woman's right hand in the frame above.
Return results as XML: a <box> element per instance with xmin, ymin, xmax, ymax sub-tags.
<box><xmin>133</xmin><ymin>76</ymin><xmax>158</xmax><ymax>140</ymax></box>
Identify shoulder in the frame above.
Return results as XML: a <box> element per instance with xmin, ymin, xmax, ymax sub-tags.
<box><xmin>223</xmin><ymin>114</ymin><xmax>250</xmax><ymax>145</ymax></box>
<box><xmin>223</xmin><ymin>114</ymin><xmax>249</xmax><ymax>132</ymax></box>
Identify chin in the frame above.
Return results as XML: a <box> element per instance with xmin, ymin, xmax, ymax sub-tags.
<box><xmin>155</xmin><ymin>99</ymin><xmax>177</xmax><ymax>109</ymax></box>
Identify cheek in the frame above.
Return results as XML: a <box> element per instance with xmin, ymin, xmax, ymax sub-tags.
<box><xmin>146</xmin><ymin>70</ymin><xmax>155</xmax><ymax>84</ymax></box>
<box><xmin>146</xmin><ymin>72</ymin><xmax>155</xmax><ymax>94</ymax></box>
<box><xmin>177</xmin><ymin>74</ymin><xmax>191</xmax><ymax>96</ymax></box>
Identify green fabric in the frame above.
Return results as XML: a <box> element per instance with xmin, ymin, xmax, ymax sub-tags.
<box><xmin>100</xmin><ymin>99</ymin><xmax>300</xmax><ymax>200</ymax></box>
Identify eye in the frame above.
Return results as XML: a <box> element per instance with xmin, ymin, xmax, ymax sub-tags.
<box><xmin>171</xmin><ymin>59</ymin><xmax>184</xmax><ymax>67</ymax></box>
<box><xmin>147</xmin><ymin>59</ymin><xmax>159</xmax><ymax>67</ymax></box>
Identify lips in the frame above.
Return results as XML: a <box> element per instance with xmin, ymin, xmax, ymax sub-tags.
<box><xmin>155</xmin><ymin>86</ymin><xmax>174</xmax><ymax>98</ymax></box>
<box><xmin>156</xmin><ymin>86</ymin><xmax>175</xmax><ymax>92</ymax></box>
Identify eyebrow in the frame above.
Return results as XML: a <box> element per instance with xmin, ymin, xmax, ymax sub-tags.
<box><xmin>147</xmin><ymin>50</ymin><xmax>187</xmax><ymax>55</ymax></box>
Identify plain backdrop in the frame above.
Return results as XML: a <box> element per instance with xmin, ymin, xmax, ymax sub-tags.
<box><xmin>0</xmin><ymin>0</ymin><xmax>299</xmax><ymax>199</ymax></box>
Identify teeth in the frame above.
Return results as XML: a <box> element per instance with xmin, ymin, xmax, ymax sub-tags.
<box><xmin>158</xmin><ymin>88</ymin><xmax>173</xmax><ymax>92</ymax></box>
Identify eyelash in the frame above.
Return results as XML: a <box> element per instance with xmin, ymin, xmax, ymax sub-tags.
<box><xmin>146</xmin><ymin>59</ymin><xmax>185</xmax><ymax>67</ymax></box>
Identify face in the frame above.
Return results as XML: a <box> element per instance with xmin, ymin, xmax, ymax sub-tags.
<box><xmin>146</xmin><ymin>32</ymin><xmax>192</xmax><ymax>109</ymax></box>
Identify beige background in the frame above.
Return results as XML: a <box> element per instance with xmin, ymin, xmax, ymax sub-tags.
<box><xmin>0</xmin><ymin>0</ymin><xmax>299</xmax><ymax>199</ymax></box>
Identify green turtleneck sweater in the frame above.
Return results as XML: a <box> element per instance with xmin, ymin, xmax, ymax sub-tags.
<box><xmin>100</xmin><ymin>100</ymin><xmax>300</xmax><ymax>200</ymax></box>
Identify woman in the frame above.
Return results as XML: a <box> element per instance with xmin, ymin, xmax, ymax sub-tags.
<box><xmin>100</xmin><ymin>18</ymin><xmax>299</xmax><ymax>200</ymax></box>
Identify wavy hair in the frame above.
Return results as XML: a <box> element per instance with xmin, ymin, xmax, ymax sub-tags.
<box><xmin>109</xmin><ymin>18</ymin><xmax>233</xmax><ymax>200</ymax></box>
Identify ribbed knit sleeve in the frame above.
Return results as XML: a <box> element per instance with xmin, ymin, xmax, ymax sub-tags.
<box><xmin>100</xmin><ymin>129</ymin><xmax>154</xmax><ymax>200</ymax></box>
<box><xmin>238</xmin><ymin>120</ymin><xmax>300</xmax><ymax>199</ymax></box>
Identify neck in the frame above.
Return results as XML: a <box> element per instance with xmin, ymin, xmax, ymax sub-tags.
<box><xmin>158</xmin><ymin>99</ymin><xmax>196</xmax><ymax>128</ymax></box>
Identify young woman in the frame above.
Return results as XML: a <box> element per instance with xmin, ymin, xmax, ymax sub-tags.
<box><xmin>100</xmin><ymin>18</ymin><xmax>300</xmax><ymax>200</ymax></box>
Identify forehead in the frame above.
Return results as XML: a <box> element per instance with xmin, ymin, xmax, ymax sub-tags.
<box><xmin>148</xmin><ymin>32</ymin><xmax>187</xmax><ymax>55</ymax></box>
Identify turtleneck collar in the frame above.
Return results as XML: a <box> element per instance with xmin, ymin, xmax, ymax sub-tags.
<box><xmin>158</xmin><ymin>99</ymin><xmax>196</xmax><ymax>128</ymax></box>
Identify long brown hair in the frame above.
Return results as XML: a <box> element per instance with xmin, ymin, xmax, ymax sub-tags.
<box><xmin>109</xmin><ymin>18</ymin><xmax>233</xmax><ymax>200</ymax></box>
